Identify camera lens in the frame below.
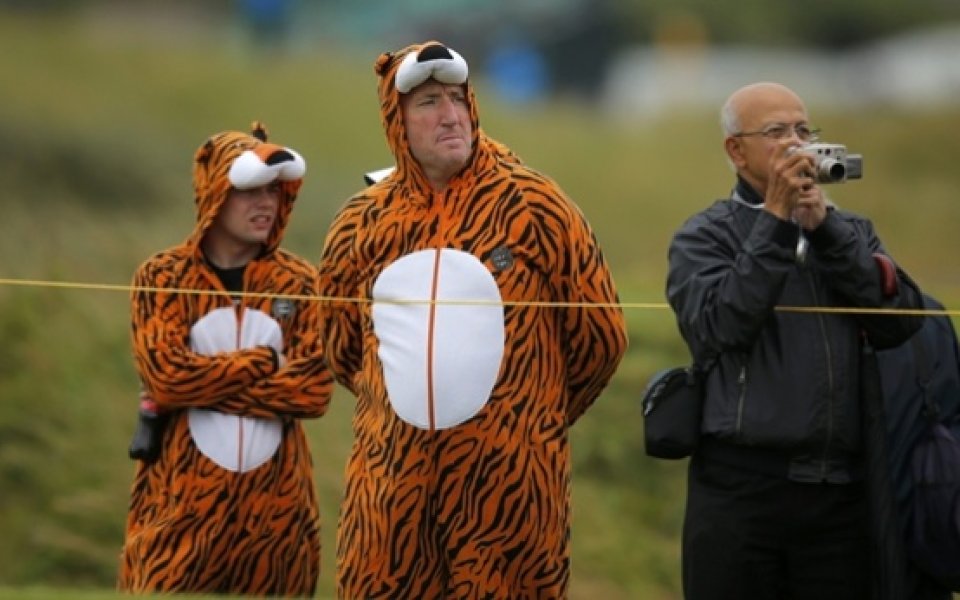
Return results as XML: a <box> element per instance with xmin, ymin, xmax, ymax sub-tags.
<box><xmin>817</xmin><ymin>159</ymin><xmax>846</xmax><ymax>183</ymax></box>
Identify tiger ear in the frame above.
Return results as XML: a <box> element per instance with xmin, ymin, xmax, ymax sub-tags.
<box><xmin>251</xmin><ymin>121</ymin><xmax>269</xmax><ymax>142</ymax></box>
<box><xmin>374</xmin><ymin>51</ymin><xmax>395</xmax><ymax>76</ymax></box>
<box><xmin>195</xmin><ymin>138</ymin><xmax>215</xmax><ymax>166</ymax></box>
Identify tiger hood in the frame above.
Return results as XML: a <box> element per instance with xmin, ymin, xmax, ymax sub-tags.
<box><xmin>373</xmin><ymin>41</ymin><xmax>500</xmax><ymax>195</ymax></box>
<box><xmin>187</xmin><ymin>122</ymin><xmax>306</xmax><ymax>254</ymax></box>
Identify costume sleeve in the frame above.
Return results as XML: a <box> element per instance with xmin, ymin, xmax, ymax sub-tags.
<box><xmin>130</xmin><ymin>258</ymin><xmax>278</xmax><ymax>412</ymax></box>
<box><xmin>805</xmin><ymin>210</ymin><xmax>923</xmax><ymax>348</ymax></box>
<box><xmin>220</xmin><ymin>268</ymin><xmax>333</xmax><ymax>419</ymax></box>
<box><xmin>317</xmin><ymin>199</ymin><xmax>365</xmax><ymax>394</ymax></box>
<box><xmin>545</xmin><ymin>190</ymin><xmax>628</xmax><ymax>425</ymax></box>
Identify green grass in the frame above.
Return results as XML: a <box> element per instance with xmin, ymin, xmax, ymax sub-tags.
<box><xmin>1</xmin><ymin>9</ymin><xmax>959</xmax><ymax>600</ymax></box>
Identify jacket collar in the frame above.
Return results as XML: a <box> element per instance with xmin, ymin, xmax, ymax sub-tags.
<box><xmin>732</xmin><ymin>176</ymin><xmax>764</xmax><ymax>205</ymax></box>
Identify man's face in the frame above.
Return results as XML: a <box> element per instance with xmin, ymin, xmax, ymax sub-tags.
<box><xmin>401</xmin><ymin>80</ymin><xmax>473</xmax><ymax>187</ymax></box>
<box><xmin>207</xmin><ymin>182</ymin><xmax>280</xmax><ymax>256</ymax></box>
<box><xmin>726</xmin><ymin>86</ymin><xmax>811</xmax><ymax>194</ymax></box>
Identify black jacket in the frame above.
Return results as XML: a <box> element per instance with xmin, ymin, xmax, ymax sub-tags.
<box><xmin>667</xmin><ymin>178</ymin><xmax>923</xmax><ymax>483</ymax></box>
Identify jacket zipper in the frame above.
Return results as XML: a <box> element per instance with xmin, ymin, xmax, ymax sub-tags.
<box><xmin>735</xmin><ymin>363</ymin><xmax>747</xmax><ymax>434</ymax></box>
<box><xmin>807</xmin><ymin>278</ymin><xmax>835</xmax><ymax>480</ymax></box>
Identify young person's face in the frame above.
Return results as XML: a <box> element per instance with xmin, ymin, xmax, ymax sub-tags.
<box><xmin>204</xmin><ymin>181</ymin><xmax>280</xmax><ymax>266</ymax></box>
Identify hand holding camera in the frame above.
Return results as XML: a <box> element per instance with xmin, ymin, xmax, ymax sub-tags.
<box><xmin>798</xmin><ymin>143</ymin><xmax>863</xmax><ymax>184</ymax></box>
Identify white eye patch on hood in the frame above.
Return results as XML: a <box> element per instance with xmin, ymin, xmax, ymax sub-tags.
<box><xmin>228</xmin><ymin>144</ymin><xmax>306</xmax><ymax>190</ymax></box>
<box><xmin>395</xmin><ymin>43</ymin><xmax>469</xmax><ymax>94</ymax></box>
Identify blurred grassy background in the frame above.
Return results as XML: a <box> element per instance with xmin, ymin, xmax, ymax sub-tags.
<box><xmin>1</xmin><ymin>5</ymin><xmax>959</xmax><ymax>600</ymax></box>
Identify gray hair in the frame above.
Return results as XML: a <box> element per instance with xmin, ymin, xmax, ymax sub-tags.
<box><xmin>719</xmin><ymin>95</ymin><xmax>740</xmax><ymax>137</ymax></box>
<box><xmin>719</xmin><ymin>94</ymin><xmax>741</xmax><ymax>171</ymax></box>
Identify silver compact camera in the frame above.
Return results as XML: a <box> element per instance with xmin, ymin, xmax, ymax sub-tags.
<box><xmin>800</xmin><ymin>143</ymin><xmax>863</xmax><ymax>184</ymax></box>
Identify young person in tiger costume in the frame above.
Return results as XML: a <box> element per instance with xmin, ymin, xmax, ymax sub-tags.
<box><xmin>317</xmin><ymin>41</ymin><xmax>629</xmax><ymax>599</ymax></box>
<box><xmin>117</xmin><ymin>123</ymin><xmax>332</xmax><ymax>596</ymax></box>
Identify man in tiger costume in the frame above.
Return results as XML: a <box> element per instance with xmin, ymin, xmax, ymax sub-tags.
<box><xmin>117</xmin><ymin>123</ymin><xmax>332</xmax><ymax>596</ymax></box>
<box><xmin>317</xmin><ymin>41</ymin><xmax>629</xmax><ymax>599</ymax></box>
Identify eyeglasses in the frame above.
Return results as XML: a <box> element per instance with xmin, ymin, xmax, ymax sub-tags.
<box><xmin>734</xmin><ymin>123</ymin><xmax>821</xmax><ymax>142</ymax></box>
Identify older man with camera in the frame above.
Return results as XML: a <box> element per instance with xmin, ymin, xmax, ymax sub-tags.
<box><xmin>665</xmin><ymin>81</ymin><xmax>923</xmax><ymax>599</ymax></box>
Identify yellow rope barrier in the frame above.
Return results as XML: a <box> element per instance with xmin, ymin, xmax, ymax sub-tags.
<box><xmin>1</xmin><ymin>277</ymin><xmax>958</xmax><ymax>316</ymax></box>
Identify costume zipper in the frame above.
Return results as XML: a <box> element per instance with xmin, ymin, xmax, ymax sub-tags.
<box><xmin>424</xmin><ymin>189</ymin><xmax>449</xmax><ymax>433</ymax></box>
<box><xmin>235</xmin><ymin>292</ymin><xmax>245</xmax><ymax>473</ymax></box>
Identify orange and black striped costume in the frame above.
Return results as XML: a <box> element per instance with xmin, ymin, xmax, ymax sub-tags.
<box><xmin>318</xmin><ymin>42</ymin><xmax>628</xmax><ymax>599</ymax></box>
<box><xmin>117</xmin><ymin>124</ymin><xmax>332</xmax><ymax>596</ymax></box>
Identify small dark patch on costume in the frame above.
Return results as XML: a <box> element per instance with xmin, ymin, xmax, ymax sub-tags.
<box><xmin>490</xmin><ymin>245</ymin><xmax>514</xmax><ymax>272</ymax></box>
<box><xmin>272</xmin><ymin>298</ymin><xmax>296</xmax><ymax>320</ymax></box>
